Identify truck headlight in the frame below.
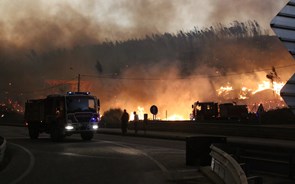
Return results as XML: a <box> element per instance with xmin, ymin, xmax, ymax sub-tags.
<box><xmin>92</xmin><ymin>125</ymin><xmax>98</xmax><ymax>130</ymax></box>
<box><xmin>65</xmin><ymin>124</ymin><xmax>74</xmax><ymax>130</ymax></box>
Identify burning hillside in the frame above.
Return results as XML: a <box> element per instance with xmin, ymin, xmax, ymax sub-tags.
<box><xmin>1</xmin><ymin>21</ymin><xmax>294</xmax><ymax>121</ymax></box>
<box><xmin>216</xmin><ymin>80</ymin><xmax>285</xmax><ymax>111</ymax></box>
<box><xmin>0</xmin><ymin>1</ymin><xmax>293</xmax><ymax>121</ymax></box>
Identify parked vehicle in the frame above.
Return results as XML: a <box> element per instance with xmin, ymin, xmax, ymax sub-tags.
<box><xmin>191</xmin><ymin>101</ymin><xmax>249</xmax><ymax>121</ymax></box>
<box><xmin>25</xmin><ymin>92</ymin><xmax>100</xmax><ymax>141</ymax></box>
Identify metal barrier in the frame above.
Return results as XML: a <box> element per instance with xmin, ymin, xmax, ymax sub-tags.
<box><xmin>210</xmin><ymin>145</ymin><xmax>248</xmax><ymax>184</ymax></box>
<box><xmin>0</xmin><ymin>136</ymin><xmax>7</xmax><ymax>164</ymax></box>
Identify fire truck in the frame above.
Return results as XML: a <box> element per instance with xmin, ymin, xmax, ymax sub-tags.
<box><xmin>191</xmin><ymin>101</ymin><xmax>249</xmax><ymax>121</ymax></box>
<box><xmin>24</xmin><ymin>92</ymin><xmax>100</xmax><ymax>141</ymax></box>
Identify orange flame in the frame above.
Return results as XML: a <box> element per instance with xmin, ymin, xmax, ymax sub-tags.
<box><xmin>252</xmin><ymin>81</ymin><xmax>284</xmax><ymax>95</ymax></box>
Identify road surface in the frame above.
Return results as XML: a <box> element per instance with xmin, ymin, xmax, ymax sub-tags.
<box><xmin>0</xmin><ymin>126</ymin><xmax>211</xmax><ymax>184</ymax></box>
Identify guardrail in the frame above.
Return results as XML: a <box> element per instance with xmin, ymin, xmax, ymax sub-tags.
<box><xmin>229</xmin><ymin>142</ymin><xmax>295</xmax><ymax>179</ymax></box>
<box><xmin>0</xmin><ymin>136</ymin><xmax>7</xmax><ymax>164</ymax></box>
<box><xmin>210</xmin><ymin>145</ymin><xmax>247</xmax><ymax>184</ymax></box>
<box><xmin>210</xmin><ymin>145</ymin><xmax>263</xmax><ymax>184</ymax></box>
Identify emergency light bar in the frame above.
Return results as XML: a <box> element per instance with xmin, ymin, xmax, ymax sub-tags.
<box><xmin>67</xmin><ymin>92</ymin><xmax>91</xmax><ymax>95</ymax></box>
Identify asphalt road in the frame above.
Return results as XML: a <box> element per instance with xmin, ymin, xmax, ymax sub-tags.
<box><xmin>0</xmin><ymin>126</ymin><xmax>212</xmax><ymax>184</ymax></box>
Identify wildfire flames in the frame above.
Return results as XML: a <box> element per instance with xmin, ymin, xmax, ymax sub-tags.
<box><xmin>129</xmin><ymin>106</ymin><xmax>185</xmax><ymax>121</ymax></box>
<box><xmin>216</xmin><ymin>80</ymin><xmax>285</xmax><ymax>112</ymax></box>
<box><xmin>218</xmin><ymin>81</ymin><xmax>285</xmax><ymax>100</ymax></box>
<box><xmin>127</xmin><ymin>80</ymin><xmax>286</xmax><ymax>121</ymax></box>
<box><xmin>0</xmin><ymin>78</ymin><xmax>287</xmax><ymax>121</ymax></box>
<box><xmin>1</xmin><ymin>79</ymin><xmax>286</xmax><ymax>122</ymax></box>
<box><xmin>252</xmin><ymin>81</ymin><xmax>284</xmax><ymax>96</ymax></box>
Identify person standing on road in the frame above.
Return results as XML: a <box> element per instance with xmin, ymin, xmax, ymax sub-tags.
<box><xmin>121</xmin><ymin>109</ymin><xmax>129</xmax><ymax>135</ymax></box>
<box><xmin>133</xmin><ymin>111</ymin><xmax>139</xmax><ymax>134</ymax></box>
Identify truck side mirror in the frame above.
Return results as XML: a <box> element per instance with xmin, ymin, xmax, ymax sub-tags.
<box><xmin>97</xmin><ymin>99</ymin><xmax>100</xmax><ymax>111</ymax></box>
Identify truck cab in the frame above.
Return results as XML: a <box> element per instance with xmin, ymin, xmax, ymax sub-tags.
<box><xmin>25</xmin><ymin>92</ymin><xmax>100</xmax><ymax>141</ymax></box>
<box><xmin>192</xmin><ymin>101</ymin><xmax>218</xmax><ymax>120</ymax></box>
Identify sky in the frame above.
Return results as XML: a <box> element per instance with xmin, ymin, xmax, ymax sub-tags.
<box><xmin>0</xmin><ymin>0</ymin><xmax>289</xmax><ymax>47</ymax></box>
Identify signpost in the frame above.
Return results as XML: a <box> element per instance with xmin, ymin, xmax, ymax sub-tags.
<box><xmin>271</xmin><ymin>0</ymin><xmax>295</xmax><ymax>59</ymax></box>
<box><xmin>271</xmin><ymin>0</ymin><xmax>295</xmax><ymax>114</ymax></box>
<box><xmin>280</xmin><ymin>74</ymin><xmax>295</xmax><ymax>114</ymax></box>
<box><xmin>150</xmin><ymin>105</ymin><xmax>158</xmax><ymax>120</ymax></box>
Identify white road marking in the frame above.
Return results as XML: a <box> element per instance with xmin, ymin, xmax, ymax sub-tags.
<box><xmin>101</xmin><ymin>140</ymin><xmax>169</xmax><ymax>173</ymax></box>
<box><xmin>132</xmin><ymin>146</ymin><xmax>185</xmax><ymax>155</ymax></box>
<box><xmin>9</xmin><ymin>143</ymin><xmax>35</xmax><ymax>184</ymax></box>
<box><xmin>58</xmin><ymin>152</ymin><xmax>133</xmax><ymax>160</ymax></box>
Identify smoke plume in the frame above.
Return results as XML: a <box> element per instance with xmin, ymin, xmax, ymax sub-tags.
<box><xmin>0</xmin><ymin>0</ymin><xmax>292</xmax><ymax>119</ymax></box>
<box><xmin>0</xmin><ymin>0</ymin><xmax>289</xmax><ymax>49</ymax></box>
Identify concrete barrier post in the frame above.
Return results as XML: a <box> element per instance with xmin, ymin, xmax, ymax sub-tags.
<box><xmin>186</xmin><ymin>136</ymin><xmax>226</xmax><ymax>166</ymax></box>
<box><xmin>210</xmin><ymin>145</ymin><xmax>248</xmax><ymax>184</ymax></box>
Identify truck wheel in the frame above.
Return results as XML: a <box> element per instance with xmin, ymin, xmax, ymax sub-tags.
<box><xmin>50</xmin><ymin>125</ymin><xmax>64</xmax><ymax>142</ymax></box>
<box><xmin>28</xmin><ymin>124</ymin><xmax>39</xmax><ymax>139</ymax></box>
<box><xmin>81</xmin><ymin>132</ymin><xmax>94</xmax><ymax>141</ymax></box>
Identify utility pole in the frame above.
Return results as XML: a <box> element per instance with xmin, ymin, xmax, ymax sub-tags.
<box><xmin>77</xmin><ymin>74</ymin><xmax>80</xmax><ymax>92</ymax></box>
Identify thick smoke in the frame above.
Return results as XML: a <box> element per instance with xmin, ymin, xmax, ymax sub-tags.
<box><xmin>0</xmin><ymin>0</ymin><xmax>178</xmax><ymax>49</ymax></box>
<box><xmin>0</xmin><ymin>0</ymin><xmax>288</xmax><ymax>49</ymax></box>
<box><xmin>208</xmin><ymin>0</ymin><xmax>289</xmax><ymax>31</ymax></box>
<box><xmin>0</xmin><ymin>0</ymin><xmax>292</xmax><ymax>118</ymax></box>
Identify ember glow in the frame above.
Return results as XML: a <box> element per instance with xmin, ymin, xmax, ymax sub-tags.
<box><xmin>239</xmin><ymin>87</ymin><xmax>252</xmax><ymax>100</ymax></box>
<box><xmin>0</xmin><ymin>99</ymin><xmax>24</xmax><ymax>114</ymax></box>
<box><xmin>217</xmin><ymin>86</ymin><xmax>233</xmax><ymax>96</ymax></box>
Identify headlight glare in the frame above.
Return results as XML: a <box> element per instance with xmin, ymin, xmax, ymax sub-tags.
<box><xmin>65</xmin><ymin>124</ymin><xmax>74</xmax><ymax>130</ymax></box>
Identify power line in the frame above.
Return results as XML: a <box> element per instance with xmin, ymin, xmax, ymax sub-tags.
<box><xmin>0</xmin><ymin>77</ymin><xmax>77</xmax><ymax>96</ymax></box>
<box><xmin>2</xmin><ymin>64</ymin><xmax>294</xmax><ymax>96</ymax></box>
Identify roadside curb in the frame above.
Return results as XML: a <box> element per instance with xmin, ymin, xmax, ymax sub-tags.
<box><xmin>0</xmin><ymin>123</ymin><xmax>24</xmax><ymax>127</ymax></box>
<box><xmin>0</xmin><ymin>136</ymin><xmax>7</xmax><ymax>165</ymax></box>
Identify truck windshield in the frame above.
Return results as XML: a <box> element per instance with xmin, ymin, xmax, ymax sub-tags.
<box><xmin>66</xmin><ymin>96</ymin><xmax>96</xmax><ymax>113</ymax></box>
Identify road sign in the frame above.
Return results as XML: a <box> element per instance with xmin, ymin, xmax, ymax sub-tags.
<box><xmin>271</xmin><ymin>0</ymin><xmax>295</xmax><ymax>58</ymax></box>
<box><xmin>150</xmin><ymin>105</ymin><xmax>158</xmax><ymax>115</ymax></box>
<box><xmin>280</xmin><ymin>74</ymin><xmax>295</xmax><ymax>114</ymax></box>
<box><xmin>150</xmin><ymin>105</ymin><xmax>158</xmax><ymax>120</ymax></box>
<box><xmin>271</xmin><ymin>0</ymin><xmax>295</xmax><ymax>114</ymax></box>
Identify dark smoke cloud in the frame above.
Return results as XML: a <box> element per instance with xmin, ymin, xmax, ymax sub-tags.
<box><xmin>0</xmin><ymin>0</ymin><xmax>178</xmax><ymax>50</ymax></box>
<box><xmin>0</xmin><ymin>1</ymin><xmax>103</xmax><ymax>51</ymax></box>
<box><xmin>208</xmin><ymin>0</ymin><xmax>288</xmax><ymax>31</ymax></box>
<box><xmin>0</xmin><ymin>0</ymin><xmax>288</xmax><ymax>51</ymax></box>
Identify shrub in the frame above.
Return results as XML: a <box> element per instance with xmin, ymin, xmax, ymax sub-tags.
<box><xmin>100</xmin><ymin>108</ymin><xmax>123</xmax><ymax>128</ymax></box>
